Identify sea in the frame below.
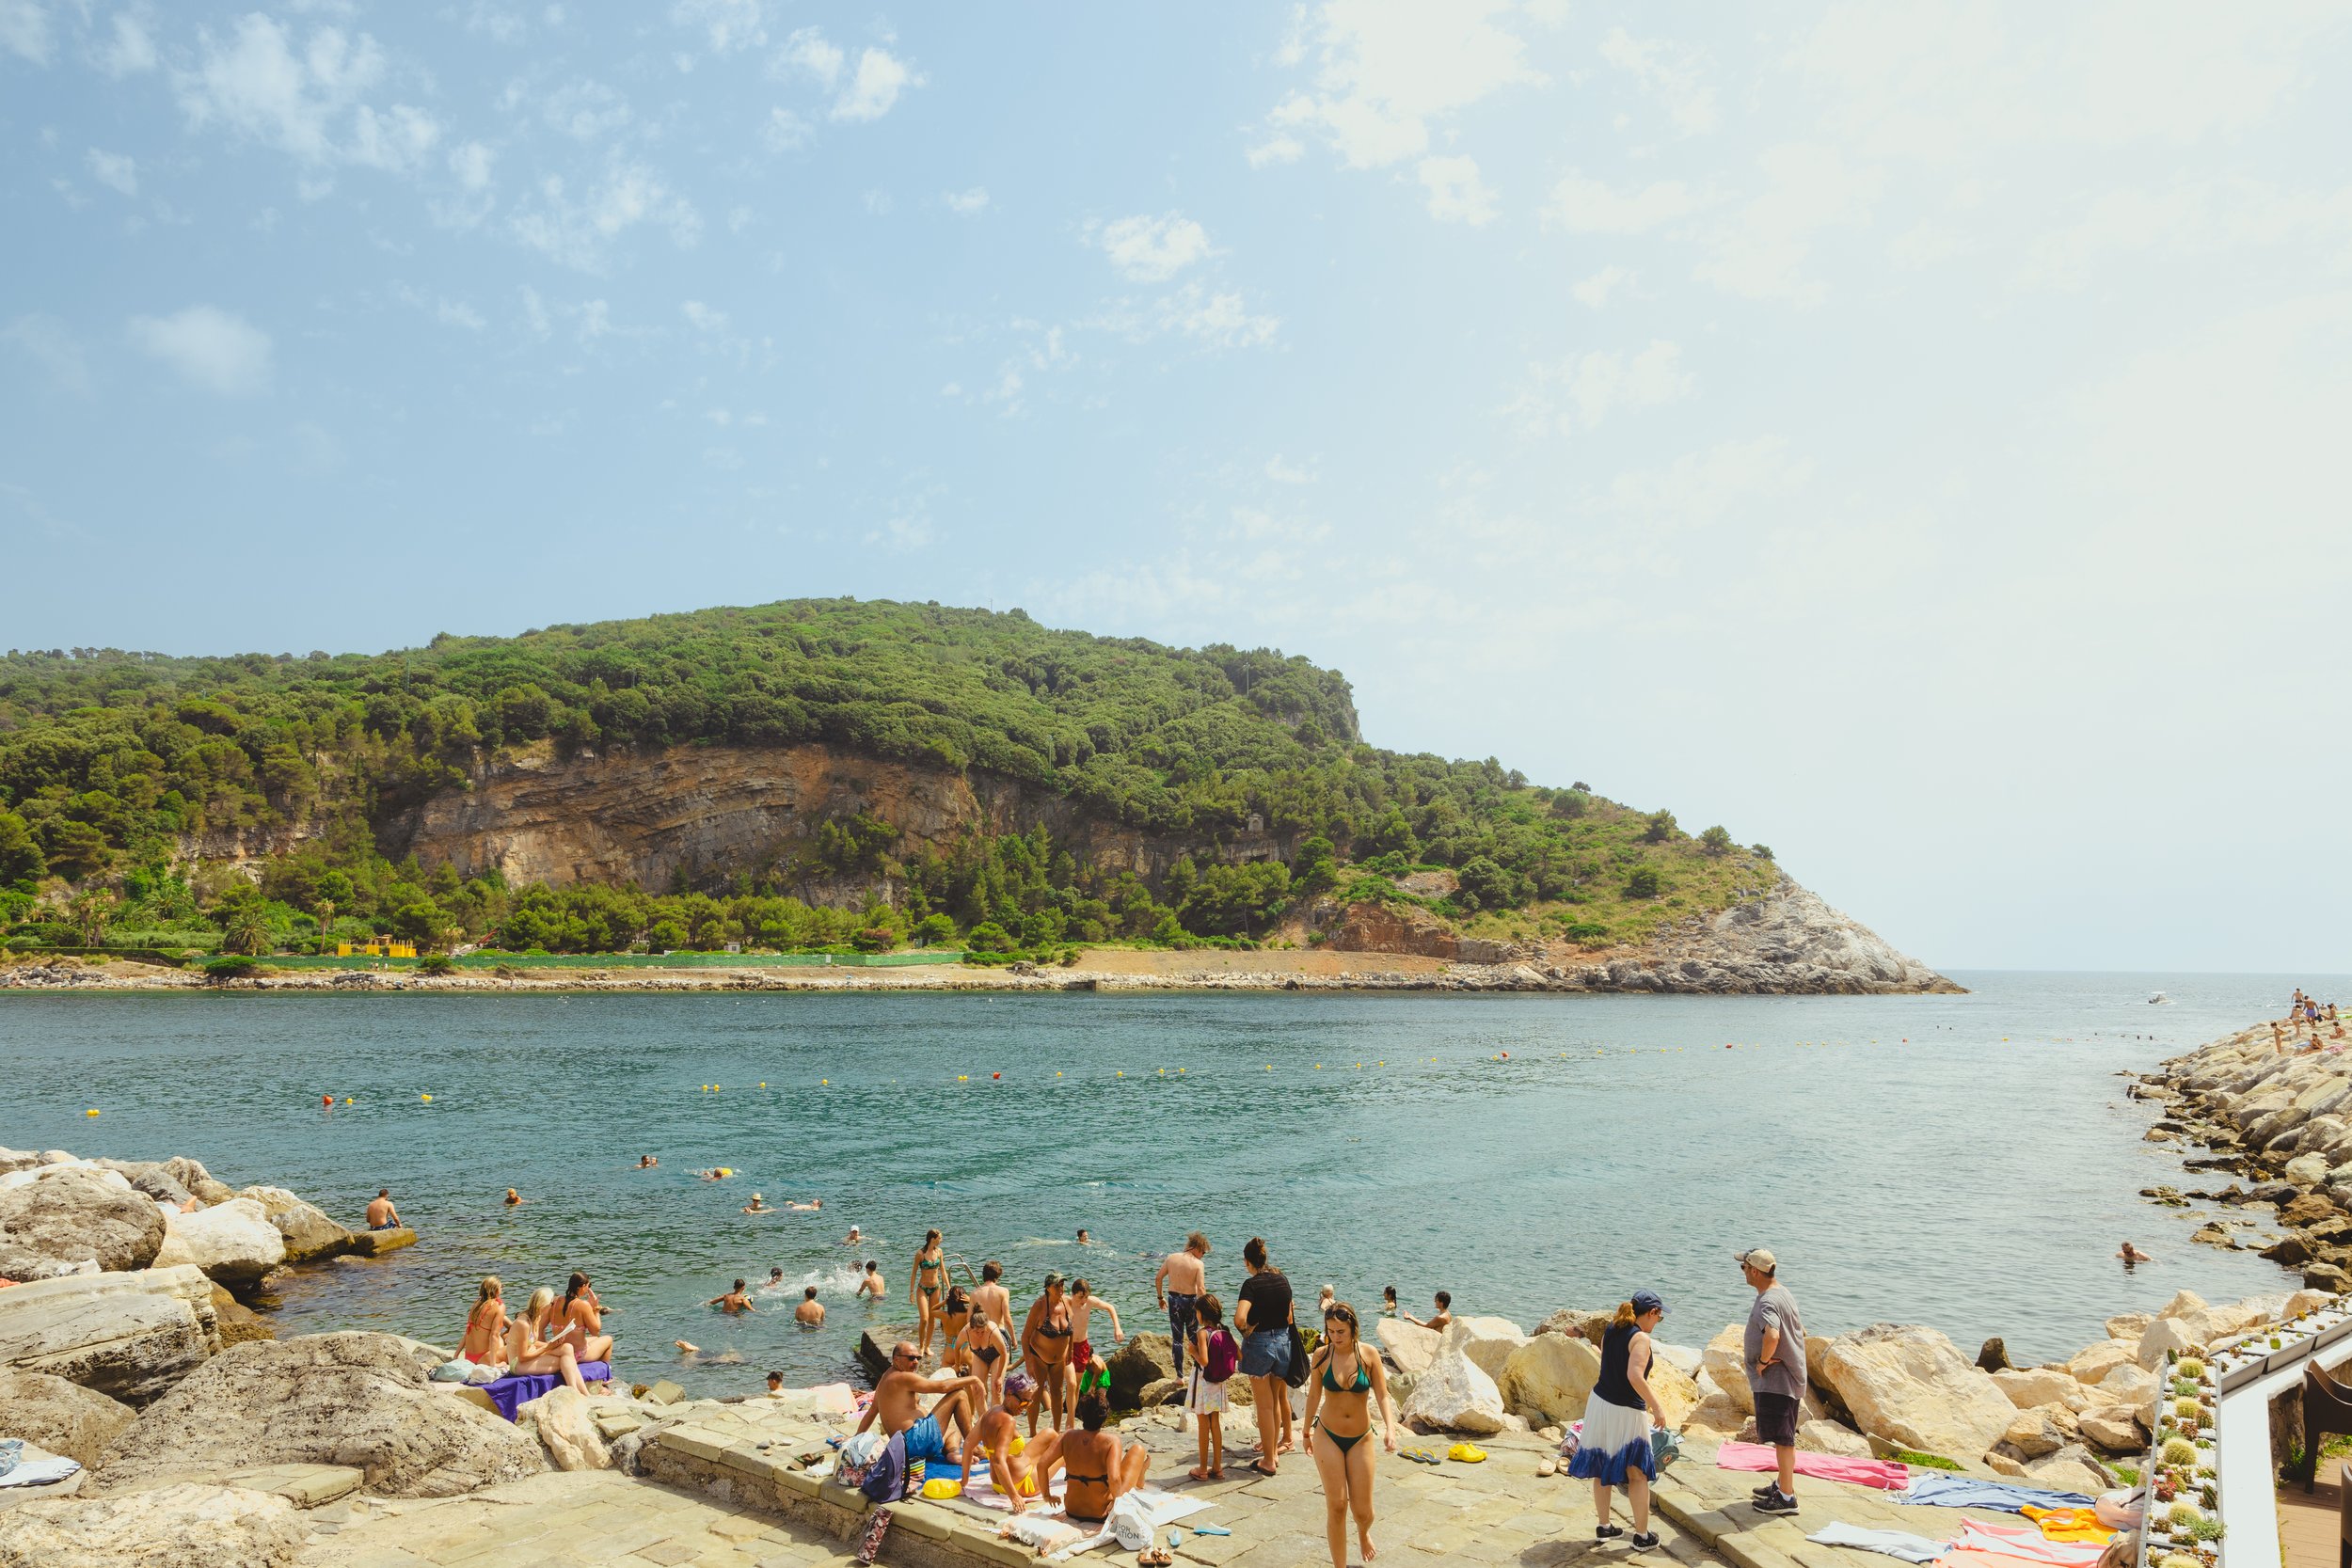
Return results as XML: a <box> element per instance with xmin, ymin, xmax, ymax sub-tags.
<box><xmin>2</xmin><ymin>971</ymin><xmax>2337</xmax><ymax>1395</ymax></box>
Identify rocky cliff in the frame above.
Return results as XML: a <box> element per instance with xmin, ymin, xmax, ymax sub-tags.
<box><xmin>372</xmin><ymin>741</ymin><xmax>1285</xmax><ymax>906</ymax></box>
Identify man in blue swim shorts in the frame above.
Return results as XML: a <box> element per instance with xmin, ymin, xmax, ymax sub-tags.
<box><xmin>857</xmin><ymin>1340</ymin><xmax>983</xmax><ymax>1466</ymax></box>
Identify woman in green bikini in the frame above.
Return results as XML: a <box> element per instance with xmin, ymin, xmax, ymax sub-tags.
<box><xmin>1301</xmin><ymin>1303</ymin><xmax>1399</xmax><ymax>1568</ymax></box>
<box><xmin>911</xmin><ymin>1229</ymin><xmax>948</xmax><ymax>1359</ymax></box>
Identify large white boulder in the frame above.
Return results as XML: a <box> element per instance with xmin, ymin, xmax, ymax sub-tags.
<box><xmin>1702</xmin><ymin>1323</ymin><xmax>1754</xmax><ymax>1413</ymax></box>
<box><xmin>2099</xmin><ymin>1363</ymin><xmax>2157</xmax><ymax>1408</ymax></box>
<box><xmin>1398</xmin><ymin>1324</ymin><xmax>1506</xmax><ymax>1435</ymax></box>
<box><xmin>1495</xmin><ymin>1333</ymin><xmax>1599</xmax><ymax>1425</ymax></box>
<box><xmin>0</xmin><ymin>1481</ymin><xmax>310</xmax><ymax>1568</ymax></box>
<box><xmin>1457</xmin><ymin>1317</ymin><xmax>1529</xmax><ymax>1381</ymax></box>
<box><xmin>1376</xmin><ymin>1318</ymin><xmax>1440</xmax><ymax>1376</ymax></box>
<box><xmin>1815</xmin><ymin>1323</ymin><xmax>2020</xmax><ymax>1460</ymax></box>
<box><xmin>151</xmin><ymin>1198</ymin><xmax>286</xmax><ymax>1290</ymax></box>
<box><xmin>97</xmin><ymin>1332</ymin><xmax>547</xmax><ymax>1497</ymax></box>
<box><xmin>1994</xmin><ymin>1368</ymin><xmax>2092</xmax><ymax>1413</ymax></box>
<box><xmin>517</xmin><ymin>1386</ymin><xmax>612</xmax><ymax>1471</ymax></box>
<box><xmin>1800</xmin><ymin>1419</ymin><xmax>1874</xmax><ymax>1459</ymax></box>
<box><xmin>2135</xmin><ymin>1317</ymin><xmax>2198</xmax><ymax>1370</ymax></box>
<box><xmin>0</xmin><ymin>1166</ymin><xmax>166</xmax><ymax>1278</ymax></box>
<box><xmin>2065</xmin><ymin>1339</ymin><xmax>2137</xmax><ymax>1386</ymax></box>
<box><xmin>0</xmin><ymin>1265</ymin><xmax>219</xmax><ymax>1405</ymax></box>
<box><xmin>234</xmin><ymin>1186</ymin><xmax>354</xmax><ymax>1264</ymax></box>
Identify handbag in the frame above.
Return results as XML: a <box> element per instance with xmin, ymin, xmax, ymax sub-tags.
<box><xmin>1283</xmin><ymin>1323</ymin><xmax>1311</xmax><ymax>1388</ymax></box>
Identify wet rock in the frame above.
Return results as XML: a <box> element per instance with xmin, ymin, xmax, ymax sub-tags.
<box><xmin>2304</xmin><ymin>1262</ymin><xmax>2352</xmax><ymax>1291</ymax></box>
<box><xmin>2190</xmin><ymin>1223</ymin><xmax>2238</xmax><ymax>1249</ymax></box>
<box><xmin>2280</xmin><ymin>1192</ymin><xmax>2339</xmax><ymax>1227</ymax></box>
<box><xmin>1976</xmin><ymin>1338</ymin><xmax>2012</xmax><ymax>1373</ymax></box>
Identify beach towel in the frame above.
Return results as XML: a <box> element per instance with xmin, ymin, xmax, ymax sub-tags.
<box><xmin>2017</xmin><ymin>1508</ymin><xmax>2114</xmax><ymax>1545</ymax></box>
<box><xmin>1714</xmin><ymin>1440</ymin><xmax>1910</xmax><ymax>1491</ymax></box>
<box><xmin>1806</xmin><ymin>1522</ymin><xmax>1948</xmax><ymax>1562</ymax></box>
<box><xmin>992</xmin><ymin>1487</ymin><xmax>1213</xmax><ymax>1560</ymax></box>
<box><xmin>481</xmin><ymin>1361</ymin><xmax>612</xmax><ymax>1421</ymax></box>
<box><xmin>0</xmin><ymin>1453</ymin><xmax>81</xmax><ymax>1489</ymax></box>
<box><xmin>1959</xmin><ymin>1516</ymin><xmax>2109</xmax><ymax>1562</ymax></box>
<box><xmin>1896</xmin><ymin>1475</ymin><xmax>2096</xmax><ymax>1513</ymax></box>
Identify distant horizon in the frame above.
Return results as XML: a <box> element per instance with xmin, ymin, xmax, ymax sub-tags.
<box><xmin>6</xmin><ymin>5</ymin><xmax>2346</xmax><ymax>974</ymax></box>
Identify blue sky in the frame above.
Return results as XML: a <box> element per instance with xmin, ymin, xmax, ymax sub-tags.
<box><xmin>5</xmin><ymin>1</ymin><xmax>2350</xmax><ymax>972</ymax></box>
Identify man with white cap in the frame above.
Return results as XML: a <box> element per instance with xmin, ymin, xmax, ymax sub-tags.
<box><xmin>1737</xmin><ymin>1246</ymin><xmax>1805</xmax><ymax>1515</ymax></box>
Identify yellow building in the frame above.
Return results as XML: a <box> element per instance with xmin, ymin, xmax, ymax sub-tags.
<box><xmin>336</xmin><ymin>939</ymin><xmax>418</xmax><ymax>958</ymax></box>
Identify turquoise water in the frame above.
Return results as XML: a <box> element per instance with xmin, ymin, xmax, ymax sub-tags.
<box><xmin>0</xmin><ymin>972</ymin><xmax>2328</xmax><ymax>1395</ymax></box>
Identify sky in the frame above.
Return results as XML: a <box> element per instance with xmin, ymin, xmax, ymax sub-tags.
<box><xmin>4</xmin><ymin>1</ymin><xmax>2350</xmax><ymax>974</ymax></box>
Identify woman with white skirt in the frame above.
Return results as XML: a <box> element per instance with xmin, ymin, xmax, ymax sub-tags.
<box><xmin>1570</xmin><ymin>1290</ymin><xmax>1669</xmax><ymax>1548</ymax></box>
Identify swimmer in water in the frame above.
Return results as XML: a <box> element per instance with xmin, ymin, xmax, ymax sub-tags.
<box><xmin>637</xmin><ymin>1154</ymin><xmax>658</xmax><ymax>1168</ymax></box>
<box><xmin>1076</xmin><ymin>1228</ymin><xmax>1093</xmax><ymax>1245</ymax></box>
<box><xmin>858</xmin><ymin>1260</ymin><xmax>888</xmax><ymax>1301</ymax></box>
<box><xmin>787</xmin><ymin>1197</ymin><xmax>821</xmax><ymax>1212</ymax></box>
<box><xmin>2118</xmin><ymin>1241</ymin><xmax>2153</xmax><ymax>1264</ymax></box>
<box><xmin>796</xmin><ymin>1286</ymin><xmax>826</xmax><ymax>1327</ymax></box>
<box><xmin>767</xmin><ymin>1267</ymin><xmax>787</xmax><ymax>1291</ymax></box>
<box><xmin>743</xmin><ymin>1193</ymin><xmax>771</xmax><ymax>1213</ymax></box>
<box><xmin>504</xmin><ymin>1188</ymin><xmax>523</xmax><ymax>1207</ymax></box>
<box><xmin>842</xmin><ymin>1226</ymin><xmax>864</xmax><ymax>1246</ymax></box>
<box><xmin>708</xmin><ymin>1278</ymin><xmax>756</xmax><ymax>1314</ymax></box>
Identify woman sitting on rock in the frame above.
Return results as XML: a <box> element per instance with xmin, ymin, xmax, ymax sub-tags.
<box><xmin>458</xmin><ymin>1276</ymin><xmax>510</xmax><ymax>1367</ymax></box>
<box><xmin>507</xmin><ymin>1287</ymin><xmax>590</xmax><ymax>1394</ymax></box>
<box><xmin>1570</xmin><ymin>1291</ymin><xmax>1670</xmax><ymax>1550</ymax></box>
<box><xmin>557</xmin><ymin>1271</ymin><xmax>614</xmax><ymax>1362</ymax></box>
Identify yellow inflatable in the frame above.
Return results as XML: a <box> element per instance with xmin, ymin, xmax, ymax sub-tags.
<box><xmin>919</xmin><ymin>1478</ymin><xmax>962</xmax><ymax>1499</ymax></box>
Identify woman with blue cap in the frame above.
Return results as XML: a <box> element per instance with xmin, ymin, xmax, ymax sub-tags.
<box><xmin>1570</xmin><ymin>1289</ymin><xmax>1669</xmax><ymax>1548</ymax></box>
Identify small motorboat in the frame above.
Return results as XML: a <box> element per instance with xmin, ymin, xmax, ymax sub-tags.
<box><xmin>2148</xmin><ymin>990</ymin><xmax>2171</xmax><ymax>1005</ymax></box>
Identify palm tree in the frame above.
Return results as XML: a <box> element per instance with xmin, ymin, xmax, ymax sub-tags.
<box><xmin>220</xmin><ymin>901</ymin><xmax>270</xmax><ymax>956</ymax></box>
<box><xmin>70</xmin><ymin>889</ymin><xmax>118</xmax><ymax>946</ymax></box>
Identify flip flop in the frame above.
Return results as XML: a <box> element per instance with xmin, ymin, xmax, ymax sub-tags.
<box><xmin>1191</xmin><ymin>1525</ymin><xmax>1232</xmax><ymax>1536</ymax></box>
<box><xmin>1402</xmin><ymin>1449</ymin><xmax>1442</xmax><ymax>1465</ymax></box>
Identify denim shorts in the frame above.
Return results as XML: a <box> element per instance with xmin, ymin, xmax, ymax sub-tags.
<box><xmin>1239</xmin><ymin>1327</ymin><xmax>1289</xmax><ymax>1380</ymax></box>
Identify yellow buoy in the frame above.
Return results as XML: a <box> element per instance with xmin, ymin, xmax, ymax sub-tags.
<box><xmin>421</xmin><ymin>1094</ymin><xmax>432</xmax><ymax>1101</ymax></box>
<box><xmin>820</xmin><ymin>1079</ymin><xmax>829</xmax><ymax>1085</ymax></box>
<box><xmin>1056</xmin><ymin>1070</ymin><xmax>1063</xmax><ymax>1077</ymax></box>
<box><xmin>958</xmin><ymin>1075</ymin><xmax>969</xmax><ymax>1082</ymax></box>
<box><xmin>86</xmin><ymin>1108</ymin><xmax>100</xmax><ymax>1117</ymax></box>
<box><xmin>342</xmin><ymin>1098</ymin><xmax>352</xmax><ymax>1104</ymax></box>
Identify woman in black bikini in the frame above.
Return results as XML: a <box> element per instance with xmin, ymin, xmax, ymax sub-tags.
<box><xmin>912</xmin><ymin>1229</ymin><xmax>947</xmax><ymax>1359</ymax></box>
<box><xmin>1020</xmin><ymin>1272</ymin><xmax>1075</xmax><ymax>1435</ymax></box>
<box><xmin>1058</xmin><ymin>1391</ymin><xmax>1152</xmax><ymax>1528</ymax></box>
<box><xmin>944</xmin><ymin>1285</ymin><xmax>1009</xmax><ymax>1408</ymax></box>
<box><xmin>1301</xmin><ymin>1303</ymin><xmax>1398</xmax><ymax>1568</ymax></box>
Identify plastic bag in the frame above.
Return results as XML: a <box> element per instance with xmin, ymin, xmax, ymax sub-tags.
<box><xmin>430</xmin><ymin>1359</ymin><xmax>471</xmax><ymax>1383</ymax></box>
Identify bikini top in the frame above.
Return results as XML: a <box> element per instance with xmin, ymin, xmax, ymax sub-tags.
<box><xmin>1322</xmin><ymin>1354</ymin><xmax>1371</xmax><ymax>1394</ymax></box>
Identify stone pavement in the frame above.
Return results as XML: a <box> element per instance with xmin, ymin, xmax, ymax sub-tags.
<box><xmin>293</xmin><ymin>1401</ymin><xmax>2061</xmax><ymax>1568</ymax></box>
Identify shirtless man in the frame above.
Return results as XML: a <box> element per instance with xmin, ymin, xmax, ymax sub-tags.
<box><xmin>2118</xmin><ymin>1242</ymin><xmax>2153</xmax><ymax>1264</ymax></box>
<box><xmin>637</xmin><ymin>1154</ymin><xmax>658</xmax><ymax>1168</ymax></box>
<box><xmin>857</xmin><ymin>1260</ymin><xmax>888</xmax><ymax>1301</ymax></box>
<box><xmin>968</xmin><ymin>1371</ymin><xmax>1068</xmax><ymax>1514</ymax></box>
<box><xmin>1020</xmin><ymin>1274</ymin><xmax>1077</xmax><ymax>1435</ymax></box>
<box><xmin>1405</xmin><ymin>1290</ymin><xmax>1454</xmax><ymax>1334</ymax></box>
<box><xmin>366</xmin><ymin>1188</ymin><xmax>401</xmax><ymax>1229</ymax></box>
<box><xmin>787</xmin><ymin>1197</ymin><xmax>821</xmax><ymax>1211</ymax></box>
<box><xmin>973</xmin><ymin>1259</ymin><xmax>1013</xmax><ymax>1338</ymax></box>
<box><xmin>743</xmin><ymin>1193</ymin><xmax>771</xmax><ymax>1213</ymax></box>
<box><xmin>1075</xmin><ymin>1228</ymin><xmax>1093</xmax><ymax>1246</ymax></box>
<box><xmin>1155</xmin><ymin>1232</ymin><xmax>1209</xmax><ymax>1376</ymax></box>
<box><xmin>795</xmin><ymin>1285</ymin><xmax>825</xmax><ymax>1326</ymax></box>
<box><xmin>856</xmin><ymin>1341</ymin><xmax>982</xmax><ymax>1470</ymax></box>
<box><xmin>1058</xmin><ymin>1392</ymin><xmax>1152</xmax><ymax>1526</ymax></box>
<box><xmin>708</xmin><ymin>1278</ymin><xmax>756</xmax><ymax>1314</ymax></box>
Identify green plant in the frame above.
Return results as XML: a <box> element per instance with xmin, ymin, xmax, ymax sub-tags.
<box><xmin>2110</xmin><ymin>1463</ymin><xmax>2140</xmax><ymax>1485</ymax></box>
<box><xmin>2178</xmin><ymin>1358</ymin><xmax>2204</xmax><ymax>1378</ymax></box>
<box><xmin>2174</xmin><ymin>1397</ymin><xmax>2201</xmax><ymax>1420</ymax></box>
<box><xmin>2181</xmin><ymin>1517</ymin><xmax>2226</xmax><ymax>1544</ymax></box>
<box><xmin>2163</xmin><ymin>1439</ymin><xmax>2197</xmax><ymax>1466</ymax></box>
<box><xmin>417</xmin><ymin>955</ymin><xmax>456</xmax><ymax>976</ymax></box>
<box><xmin>200</xmin><ymin>954</ymin><xmax>261</xmax><ymax>984</ymax></box>
<box><xmin>2167</xmin><ymin>1502</ymin><xmax>2201</xmax><ymax>1529</ymax></box>
<box><xmin>1892</xmin><ymin>1449</ymin><xmax>1962</xmax><ymax>1472</ymax></box>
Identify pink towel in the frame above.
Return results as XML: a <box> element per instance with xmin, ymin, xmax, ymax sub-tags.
<box><xmin>1714</xmin><ymin>1440</ymin><xmax>1911</xmax><ymax>1491</ymax></box>
<box><xmin>1956</xmin><ymin>1519</ymin><xmax>2109</xmax><ymax>1564</ymax></box>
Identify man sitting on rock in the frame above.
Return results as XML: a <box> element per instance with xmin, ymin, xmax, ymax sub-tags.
<box><xmin>857</xmin><ymin>1339</ymin><xmax>983</xmax><ymax>1470</ymax></box>
<box><xmin>366</xmin><ymin>1188</ymin><xmax>401</xmax><ymax>1229</ymax></box>
<box><xmin>969</xmin><ymin>1370</ymin><xmax>1068</xmax><ymax>1513</ymax></box>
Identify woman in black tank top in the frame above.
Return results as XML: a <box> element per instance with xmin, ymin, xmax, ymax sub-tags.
<box><xmin>1568</xmin><ymin>1292</ymin><xmax>1669</xmax><ymax>1548</ymax></box>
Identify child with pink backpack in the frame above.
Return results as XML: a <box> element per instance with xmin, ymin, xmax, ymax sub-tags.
<box><xmin>1188</xmin><ymin>1293</ymin><xmax>1239</xmax><ymax>1481</ymax></box>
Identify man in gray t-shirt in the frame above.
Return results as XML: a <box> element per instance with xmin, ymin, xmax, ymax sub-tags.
<box><xmin>1737</xmin><ymin>1247</ymin><xmax>1805</xmax><ymax>1515</ymax></box>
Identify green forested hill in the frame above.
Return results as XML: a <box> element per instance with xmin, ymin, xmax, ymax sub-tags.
<box><xmin>0</xmin><ymin>599</ymin><xmax>1773</xmax><ymax>958</ymax></box>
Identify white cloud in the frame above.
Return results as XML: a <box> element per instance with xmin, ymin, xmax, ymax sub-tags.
<box><xmin>175</xmin><ymin>14</ymin><xmax>440</xmax><ymax>174</ymax></box>
<box><xmin>1571</xmin><ymin>265</ymin><xmax>1633</xmax><ymax>309</ymax></box>
<box><xmin>1545</xmin><ymin>170</ymin><xmax>1706</xmax><ymax>234</ymax></box>
<box><xmin>1094</xmin><ymin>212</ymin><xmax>1214</xmax><ymax>282</ymax></box>
<box><xmin>0</xmin><ymin>0</ymin><xmax>51</xmax><ymax>65</ymax></box>
<box><xmin>1260</xmin><ymin>0</ymin><xmax>1542</xmax><ymax>170</ymax></box>
<box><xmin>1599</xmin><ymin>436</ymin><xmax>1813</xmax><ymax>534</ymax></box>
<box><xmin>1417</xmin><ymin>154</ymin><xmax>1497</xmax><ymax>225</ymax></box>
<box><xmin>1599</xmin><ymin>27</ymin><xmax>1717</xmax><ymax>135</ymax></box>
<box><xmin>395</xmin><ymin>286</ymin><xmax>486</xmax><ymax>331</ymax></box>
<box><xmin>763</xmin><ymin>107</ymin><xmax>810</xmax><ymax>152</ymax></box>
<box><xmin>508</xmin><ymin>159</ymin><xmax>702</xmax><ymax>271</ymax></box>
<box><xmin>449</xmin><ymin>141</ymin><xmax>495</xmax><ymax>191</ymax></box>
<box><xmin>3</xmin><ymin>313</ymin><xmax>92</xmax><ymax>395</ymax></box>
<box><xmin>1265</xmin><ymin>454</ymin><xmax>1317</xmax><ymax>483</ymax></box>
<box><xmin>542</xmin><ymin>78</ymin><xmax>631</xmax><ymax>141</ymax></box>
<box><xmin>87</xmin><ymin>149</ymin><xmax>138</xmax><ymax>197</ymax></box>
<box><xmin>518</xmin><ymin>285</ymin><xmax>550</xmax><ymax>338</ymax></box>
<box><xmin>835</xmin><ymin>46</ymin><xmax>919</xmax><ymax>121</ymax></box>
<box><xmin>1692</xmin><ymin>144</ymin><xmax>1881</xmax><ymax>306</ymax></box>
<box><xmin>862</xmin><ymin>188</ymin><xmax>893</xmax><ymax>215</ymax></box>
<box><xmin>97</xmin><ymin>11</ymin><xmax>157</xmax><ymax>76</ymax></box>
<box><xmin>671</xmin><ymin>0</ymin><xmax>766</xmax><ymax>54</ymax></box>
<box><xmin>2015</xmin><ymin>178</ymin><xmax>2352</xmax><ymax>292</ymax></box>
<box><xmin>1090</xmin><ymin>284</ymin><xmax>1281</xmax><ymax>351</ymax></box>
<box><xmin>1506</xmin><ymin>340</ymin><xmax>1693</xmax><ymax>434</ymax></box>
<box><xmin>778</xmin><ymin>26</ymin><xmax>843</xmax><ymax>87</ymax></box>
<box><xmin>681</xmin><ymin>299</ymin><xmax>727</xmax><ymax>331</ymax></box>
<box><xmin>944</xmin><ymin>185</ymin><xmax>989</xmax><ymax>214</ymax></box>
<box><xmin>127</xmin><ymin>305</ymin><xmax>273</xmax><ymax>396</ymax></box>
<box><xmin>1246</xmin><ymin>135</ymin><xmax>1304</xmax><ymax>168</ymax></box>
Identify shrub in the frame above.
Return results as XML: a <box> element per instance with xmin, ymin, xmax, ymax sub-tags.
<box><xmin>201</xmin><ymin>955</ymin><xmax>261</xmax><ymax>984</ymax></box>
<box><xmin>1641</xmin><ymin>809</ymin><xmax>1677</xmax><ymax>844</ymax></box>
<box><xmin>1624</xmin><ymin>866</ymin><xmax>1661</xmax><ymax>899</ymax></box>
<box><xmin>1751</xmin><ymin>843</ymin><xmax>1773</xmax><ymax>861</ymax></box>
<box><xmin>850</xmin><ymin>926</ymin><xmax>898</xmax><ymax>953</ymax></box>
<box><xmin>1892</xmin><ymin>1449</ymin><xmax>1960</xmax><ymax>1471</ymax></box>
<box><xmin>417</xmin><ymin>955</ymin><xmax>456</xmax><ymax>976</ymax></box>
<box><xmin>1698</xmin><ymin>825</ymin><xmax>1734</xmax><ymax>856</ymax></box>
<box><xmin>965</xmin><ymin>921</ymin><xmax>1014</xmax><ymax>955</ymax></box>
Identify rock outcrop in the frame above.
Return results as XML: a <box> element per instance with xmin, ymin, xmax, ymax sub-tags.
<box><xmin>97</xmin><ymin>1332</ymin><xmax>548</xmax><ymax>1497</ymax></box>
<box><xmin>0</xmin><ymin>1369</ymin><xmax>136</xmax><ymax>1467</ymax></box>
<box><xmin>0</xmin><ymin>1166</ymin><xmax>167</xmax><ymax>1277</ymax></box>
<box><xmin>0</xmin><ymin>1481</ymin><xmax>310</xmax><ymax>1568</ymax></box>
<box><xmin>1104</xmin><ymin>1333</ymin><xmax>1177</xmax><ymax>1410</ymax></box>
<box><xmin>1570</xmin><ymin>879</ymin><xmax>1958</xmax><ymax>995</ymax></box>
<box><xmin>1376</xmin><ymin>1318</ymin><xmax>1441</xmax><ymax>1376</ymax></box>
<box><xmin>151</xmin><ymin>1198</ymin><xmax>287</xmax><ymax>1290</ymax></box>
<box><xmin>1398</xmin><ymin>1324</ymin><xmax>1506</xmax><ymax>1434</ymax></box>
<box><xmin>1814</xmin><ymin>1323</ymin><xmax>2019</xmax><ymax>1460</ymax></box>
<box><xmin>516</xmin><ymin>1386</ymin><xmax>612</xmax><ymax>1471</ymax></box>
<box><xmin>1495</xmin><ymin>1333</ymin><xmax>1600</xmax><ymax>1426</ymax></box>
<box><xmin>0</xmin><ymin>1266</ymin><xmax>220</xmax><ymax>1405</ymax></box>
<box><xmin>234</xmin><ymin>1186</ymin><xmax>356</xmax><ymax>1264</ymax></box>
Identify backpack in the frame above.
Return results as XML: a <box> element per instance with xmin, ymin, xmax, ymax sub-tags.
<box><xmin>1204</xmin><ymin>1326</ymin><xmax>1239</xmax><ymax>1384</ymax></box>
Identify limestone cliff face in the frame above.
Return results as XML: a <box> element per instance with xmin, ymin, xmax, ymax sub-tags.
<box><xmin>373</xmin><ymin>742</ymin><xmax>1284</xmax><ymax>903</ymax></box>
<box><xmin>1549</xmin><ymin>878</ymin><xmax>1960</xmax><ymax>994</ymax></box>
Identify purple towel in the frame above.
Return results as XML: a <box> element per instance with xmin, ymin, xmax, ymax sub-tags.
<box><xmin>482</xmin><ymin>1361</ymin><xmax>612</xmax><ymax>1420</ymax></box>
